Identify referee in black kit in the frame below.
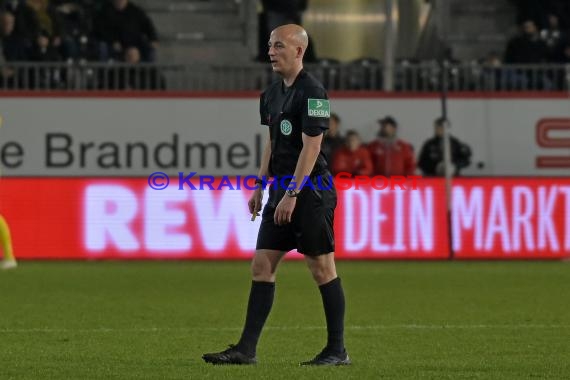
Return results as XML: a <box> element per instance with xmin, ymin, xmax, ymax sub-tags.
<box><xmin>202</xmin><ymin>24</ymin><xmax>350</xmax><ymax>366</ymax></box>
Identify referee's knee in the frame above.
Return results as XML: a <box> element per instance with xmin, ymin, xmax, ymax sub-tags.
<box><xmin>309</xmin><ymin>266</ymin><xmax>337</xmax><ymax>285</ymax></box>
<box><xmin>251</xmin><ymin>257</ymin><xmax>276</xmax><ymax>282</ymax></box>
<box><xmin>306</xmin><ymin>254</ymin><xmax>337</xmax><ymax>285</ymax></box>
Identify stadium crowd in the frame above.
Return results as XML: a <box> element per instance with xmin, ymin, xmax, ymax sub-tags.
<box><xmin>0</xmin><ymin>0</ymin><xmax>157</xmax><ymax>63</ymax></box>
<box><xmin>478</xmin><ymin>0</ymin><xmax>570</xmax><ymax>90</ymax></box>
<box><xmin>0</xmin><ymin>0</ymin><xmax>569</xmax><ymax>91</ymax></box>
<box><xmin>0</xmin><ymin>0</ymin><xmax>163</xmax><ymax>89</ymax></box>
<box><xmin>324</xmin><ymin>114</ymin><xmax>472</xmax><ymax>178</ymax></box>
<box><xmin>508</xmin><ymin>0</ymin><xmax>570</xmax><ymax>64</ymax></box>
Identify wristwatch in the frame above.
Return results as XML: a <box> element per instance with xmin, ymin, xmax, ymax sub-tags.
<box><xmin>286</xmin><ymin>189</ymin><xmax>299</xmax><ymax>198</ymax></box>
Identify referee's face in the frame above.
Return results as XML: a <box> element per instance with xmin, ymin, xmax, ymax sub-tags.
<box><xmin>268</xmin><ymin>30</ymin><xmax>298</xmax><ymax>76</ymax></box>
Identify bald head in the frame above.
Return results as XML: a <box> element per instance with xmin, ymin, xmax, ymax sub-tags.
<box><xmin>268</xmin><ymin>24</ymin><xmax>309</xmax><ymax>81</ymax></box>
<box><xmin>272</xmin><ymin>24</ymin><xmax>308</xmax><ymax>51</ymax></box>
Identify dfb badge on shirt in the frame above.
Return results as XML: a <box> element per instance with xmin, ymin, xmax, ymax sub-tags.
<box><xmin>280</xmin><ymin>119</ymin><xmax>292</xmax><ymax>135</ymax></box>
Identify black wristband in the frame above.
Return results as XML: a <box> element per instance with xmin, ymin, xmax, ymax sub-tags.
<box><xmin>286</xmin><ymin>189</ymin><xmax>299</xmax><ymax>198</ymax></box>
<box><xmin>254</xmin><ymin>178</ymin><xmax>263</xmax><ymax>185</ymax></box>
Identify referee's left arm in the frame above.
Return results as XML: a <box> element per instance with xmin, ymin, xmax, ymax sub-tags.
<box><xmin>290</xmin><ymin>133</ymin><xmax>323</xmax><ymax>191</ymax></box>
<box><xmin>274</xmin><ymin>132</ymin><xmax>322</xmax><ymax>225</ymax></box>
<box><xmin>290</xmin><ymin>86</ymin><xmax>330</xmax><ymax>192</ymax></box>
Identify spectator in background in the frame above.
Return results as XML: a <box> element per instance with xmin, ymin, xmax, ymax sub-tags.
<box><xmin>52</xmin><ymin>0</ymin><xmax>94</xmax><ymax>61</ymax></box>
<box><xmin>0</xmin><ymin>11</ymin><xmax>23</xmax><ymax>87</ymax></box>
<box><xmin>94</xmin><ymin>0</ymin><xmax>158</xmax><ymax>62</ymax></box>
<box><xmin>106</xmin><ymin>46</ymin><xmax>164</xmax><ymax>90</ymax></box>
<box><xmin>483</xmin><ymin>51</ymin><xmax>502</xmax><ymax>66</ymax></box>
<box><xmin>504</xmin><ymin>20</ymin><xmax>550</xmax><ymax>89</ymax></box>
<box><xmin>540</xmin><ymin>13</ymin><xmax>567</xmax><ymax>62</ymax></box>
<box><xmin>418</xmin><ymin>118</ymin><xmax>472</xmax><ymax>177</ymax></box>
<box><xmin>30</xmin><ymin>28</ymin><xmax>59</xmax><ymax>60</ymax></box>
<box><xmin>0</xmin><ymin>10</ymin><xmax>29</xmax><ymax>60</ymax></box>
<box><xmin>367</xmin><ymin>116</ymin><xmax>415</xmax><ymax>176</ymax></box>
<box><xmin>29</xmin><ymin>28</ymin><xmax>61</xmax><ymax>88</ymax></box>
<box><xmin>511</xmin><ymin>0</ymin><xmax>570</xmax><ymax>29</ymax></box>
<box><xmin>2</xmin><ymin>0</ymin><xmax>39</xmax><ymax>41</ymax></box>
<box><xmin>481</xmin><ymin>51</ymin><xmax>503</xmax><ymax>90</ymax></box>
<box><xmin>505</xmin><ymin>20</ymin><xmax>548</xmax><ymax>64</ymax></box>
<box><xmin>26</xmin><ymin>0</ymin><xmax>65</xmax><ymax>60</ymax></box>
<box><xmin>321</xmin><ymin>112</ymin><xmax>344</xmax><ymax>164</ymax></box>
<box><xmin>331</xmin><ymin>130</ymin><xmax>373</xmax><ymax>176</ymax></box>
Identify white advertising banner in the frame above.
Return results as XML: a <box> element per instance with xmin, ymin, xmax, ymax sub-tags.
<box><xmin>0</xmin><ymin>95</ymin><xmax>569</xmax><ymax>176</ymax></box>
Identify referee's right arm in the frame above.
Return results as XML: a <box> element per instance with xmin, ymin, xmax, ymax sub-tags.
<box><xmin>249</xmin><ymin>131</ymin><xmax>271</xmax><ymax>216</ymax></box>
<box><xmin>258</xmin><ymin>133</ymin><xmax>271</xmax><ymax>179</ymax></box>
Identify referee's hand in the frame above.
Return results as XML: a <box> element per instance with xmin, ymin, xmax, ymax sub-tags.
<box><xmin>248</xmin><ymin>188</ymin><xmax>263</xmax><ymax>218</ymax></box>
<box><xmin>274</xmin><ymin>196</ymin><xmax>296</xmax><ymax>225</ymax></box>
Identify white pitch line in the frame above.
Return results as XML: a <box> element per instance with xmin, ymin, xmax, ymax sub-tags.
<box><xmin>0</xmin><ymin>324</ymin><xmax>569</xmax><ymax>334</ymax></box>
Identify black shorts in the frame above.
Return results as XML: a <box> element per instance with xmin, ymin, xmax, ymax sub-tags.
<box><xmin>256</xmin><ymin>173</ymin><xmax>337</xmax><ymax>256</ymax></box>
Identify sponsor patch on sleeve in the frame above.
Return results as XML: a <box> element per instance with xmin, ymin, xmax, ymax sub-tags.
<box><xmin>307</xmin><ymin>98</ymin><xmax>330</xmax><ymax>118</ymax></box>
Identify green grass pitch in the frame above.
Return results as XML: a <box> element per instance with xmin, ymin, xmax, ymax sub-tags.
<box><xmin>1</xmin><ymin>261</ymin><xmax>569</xmax><ymax>379</ymax></box>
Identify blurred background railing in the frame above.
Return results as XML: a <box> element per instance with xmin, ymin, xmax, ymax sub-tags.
<box><xmin>1</xmin><ymin>61</ymin><xmax>569</xmax><ymax>92</ymax></box>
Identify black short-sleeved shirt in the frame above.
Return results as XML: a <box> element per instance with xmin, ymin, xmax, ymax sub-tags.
<box><xmin>259</xmin><ymin>70</ymin><xmax>330</xmax><ymax>178</ymax></box>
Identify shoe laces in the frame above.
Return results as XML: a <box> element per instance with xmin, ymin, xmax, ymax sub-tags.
<box><xmin>222</xmin><ymin>344</ymin><xmax>238</xmax><ymax>354</ymax></box>
<box><xmin>313</xmin><ymin>348</ymin><xmax>331</xmax><ymax>361</ymax></box>
<box><xmin>317</xmin><ymin>347</ymin><xmax>344</xmax><ymax>359</ymax></box>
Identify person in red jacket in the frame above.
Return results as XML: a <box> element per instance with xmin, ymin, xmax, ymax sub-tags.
<box><xmin>331</xmin><ymin>130</ymin><xmax>373</xmax><ymax>176</ymax></box>
<box><xmin>367</xmin><ymin>116</ymin><xmax>416</xmax><ymax>176</ymax></box>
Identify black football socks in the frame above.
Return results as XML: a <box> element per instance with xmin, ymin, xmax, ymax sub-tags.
<box><xmin>319</xmin><ymin>277</ymin><xmax>346</xmax><ymax>353</ymax></box>
<box><xmin>236</xmin><ymin>281</ymin><xmax>275</xmax><ymax>356</ymax></box>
